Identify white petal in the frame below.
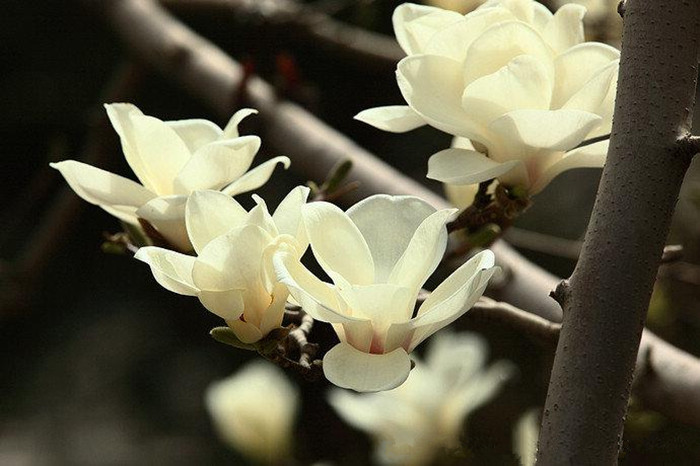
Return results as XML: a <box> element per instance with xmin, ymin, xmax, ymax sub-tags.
<box><xmin>463</xmin><ymin>21</ymin><xmax>554</xmax><ymax>86</ymax></box>
<box><xmin>127</xmin><ymin>114</ymin><xmax>193</xmax><ymax>195</ymax></box>
<box><xmin>392</xmin><ymin>3</ymin><xmax>463</xmax><ymax>55</ymax></box>
<box><xmin>346</xmin><ymin>195</ymin><xmax>437</xmax><ymax>283</ymax></box>
<box><xmin>186</xmin><ymin>190</ymin><xmax>248</xmax><ymax>254</ymax></box>
<box><xmin>166</xmin><ymin>118</ymin><xmax>222</xmax><ymax>153</ymax></box>
<box><xmin>562</xmin><ymin>60</ymin><xmax>618</xmax><ymax>113</ymax></box>
<box><xmin>229</xmin><ymin>319</ymin><xmax>264</xmax><ymax>344</ymax></box>
<box><xmin>387</xmin><ymin>207</ymin><xmax>456</xmax><ymax>293</ymax></box>
<box><xmin>444</xmin><ymin>183</ymin><xmax>479</xmax><ymax>209</ymax></box>
<box><xmin>489</xmin><ymin>109</ymin><xmax>602</xmax><ymax>153</ymax></box>
<box><xmin>354</xmin><ymin>106</ymin><xmax>426</xmax><ymax>133</ymax></box>
<box><xmin>552</xmin><ymin>42</ymin><xmax>620</xmax><ymax>108</ymax></box>
<box><xmin>488</xmin><ymin>0</ymin><xmax>535</xmax><ymax>23</ymax></box>
<box><xmin>136</xmin><ymin>195</ymin><xmax>190</xmax><ymax>251</ymax></box>
<box><xmin>259</xmin><ymin>282</ymin><xmax>289</xmax><ymax>337</ymax></box>
<box><xmin>272</xmin><ymin>186</ymin><xmax>311</xmax><ymax>243</ymax></box>
<box><xmin>222</xmin><ymin>108</ymin><xmax>258</xmax><ymax>139</ymax></box>
<box><xmin>173</xmin><ymin>136</ymin><xmax>262</xmax><ymax>193</ymax></box>
<box><xmin>424</xmin><ymin>8</ymin><xmax>515</xmax><ymax>62</ymax></box>
<box><xmin>397</xmin><ymin>55</ymin><xmax>488</xmax><ymax>141</ymax></box>
<box><xmin>104</xmin><ymin>103</ymin><xmax>155</xmax><ymax>191</ymax></box>
<box><xmin>199</xmin><ymin>289</ymin><xmax>245</xmax><ymax>321</ymax></box>
<box><xmin>303</xmin><ymin>202</ymin><xmax>375</xmax><ymax>285</ymax></box>
<box><xmin>323</xmin><ymin>343</ymin><xmax>412</xmax><ymax>392</ymax></box>
<box><xmin>338</xmin><ymin>284</ymin><xmax>414</xmax><ymax>330</ymax></box>
<box><xmin>531</xmin><ymin>139</ymin><xmax>608</xmax><ymax>193</ymax></box>
<box><xmin>427</xmin><ymin>148</ymin><xmax>522</xmax><ymax>184</ymax></box>
<box><xmin>273</xmin><ymin>249</ymin><xmax>358</xmax><ymax>324</ymax></box>
<box><xmin>193</xmin><ymin>224</ymin><xmax>271</xmax><ymax>291</ymax></box>
<box><xmin>50</xmin><ymin>160</ymin><xmax>155</xmax><ymax>223</ymax></box>
<box><xmin>462</xmin><ymin>55</ymin><xmax>553</xmax><ymax>126</ymax></box>
<box><xmin>220</xmin><ymin>156</ymin><xmax>291</xmax><ymax>196</ymax></box>
<box><xmin>531</xmin><ymin>1</ymin><xmax>554</xmax><ymax>31</ymax></box>
<box><xmin>425</xmin><ymin>331</ymin><xmax>488</xmax><ymax>383</ymax></box>
<box><xmin>134</xmin><ymin>246</ymin><xmax>198</xmax><ymax>296</ymax></box>
<box><xmin>409</xmin><ymin>250</ymin><xmax>495</xmax><ymax>350</ymax></box>
<box><xmin>543</xmin><ymin>4</ymin><xmax>586</xmax><ymax>54</ymax></box>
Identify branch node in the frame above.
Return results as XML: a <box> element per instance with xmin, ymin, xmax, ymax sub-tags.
<box><xmin>549</xmin><ymin>279</ymin><xmax>571</xmax><ymax>307</ymax></box>
<box><xmin>678</xmin><ymin>135</ymin><xmax>700</xmax><ymax>160</ymax></box>
<box><xmin>617</xmin><ymin>0</ymin><xmax>626</xmax><ymax>18</ymax></box>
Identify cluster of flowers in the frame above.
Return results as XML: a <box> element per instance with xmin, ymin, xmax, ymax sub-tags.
<box><xmin>53</xmin><ymin>0</ymin><xmax>616</xmax><ymax>462</ymax></box>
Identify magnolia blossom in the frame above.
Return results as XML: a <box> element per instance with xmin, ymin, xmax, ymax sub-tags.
<box><xmin>206</xmin><ymin>361</ymin><xmax>299</xmax><ymax>464</ymax></box>
<box><xmin>135</xmin><ymin>186</ymin><xmax>309</xmax><ymax>343</ymax></box>
<box><xmin>328</xmin><ymin>331</ymin><xmax>514</xmax><ymax>465</ymax></box>
<box><xmin>273</xmin><ymin>195</ymin><xmax>496</xmax><ymax>392</ymax></box>
<box><xmin>357</xmin><ymin>0</ymin><xmax>619</xmax><ymax>196</ymax></box>
<box><xmin>51</xmin><ymin>104</ymin><xmax>289</xmax><ymax>250</ymax></box>
<box><xmin>425</xmin><ymin>0</ymin><xmax>486</xmax><ymax>14</ymax></box>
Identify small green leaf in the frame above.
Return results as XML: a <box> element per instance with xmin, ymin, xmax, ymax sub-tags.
<box><xmin>467</xmin><ymin>223</ymin><xmax>501</xmax><ymax>248</ymax></box>
<box><xmin>101</xmin><ymin>241</ymin><xmax>127</xmax><ymax>255</ymax></box>
<box><xmin>323</xmin><ymin>159</ymin><xmax>353</xmax><ymax>194</ymax></box>
<box><xmin>120</xmin><ymin>221</ymin><xmax>150</xmax><ymax>247</ymax></box>
<box><xmin>210</xmin><ymin>327</ymin><xmax>256</xmax><ymax>351</ymax></box>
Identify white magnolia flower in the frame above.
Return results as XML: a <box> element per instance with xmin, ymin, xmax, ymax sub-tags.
<box><xmin>135</xmin><ymin>186</ymin><xmax>310</xmax><ymax>343</ymax></box>
<box><xmin>51</xmin><ymin>104</ymin><xmax>290</xmax><ymax>251</ymax></box>
<box><xmin>357</xmin><ymin>0</ymin><xmax>619</xmax><ymax>196</ymax></box>
<box><xmin>425</xmin><ymin>0</ymin><xmax>486</xmax><ymax>14</ymax></box>
<box><xmin>273</xmin><ymin>195</ymin><xmax>496</xmax><ymax>392</ymax></box>
<box><xmin>206</xmin><ymin>361</ymin><xmax>299</xmax><ymax>464</ymax></box>
<box><xmin>329</xmin><ymin>331</ymin><xmax>514</xmax><ymax>465</ymax></box>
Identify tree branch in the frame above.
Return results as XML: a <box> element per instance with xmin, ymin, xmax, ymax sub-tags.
<box><xmin>537</xmin><ymin>1</ymin><xmax>700</xmax><ymax>463</ymax></box>
<box><xmin>83</xmin><ymin>0</ymin><xmax>700</xmax><ymax>429</ymax></box>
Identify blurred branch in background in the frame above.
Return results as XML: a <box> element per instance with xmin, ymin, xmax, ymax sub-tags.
<box><xmin>0</xmin><ymin>63</ymin><xmax>145</xmax><ymax>317</ymax></box>
<box><xmin>78</xmin><ymin>0</ymin><xmax>700</xmax><ymax>429</ymax></box>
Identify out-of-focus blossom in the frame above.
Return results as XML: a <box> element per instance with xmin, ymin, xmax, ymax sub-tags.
<box><xmin>513</xmin><ymin>408</ymin><xmax>540</xmax><ymax>466</ymax></box>
<box><xmin>206</xmin><ymin>361</ymin><xmax>299</xmax><ymax>464</ymax></box>
<box><xmin>135</xmin><ymin>186</ymin><xmax>309</xmax><ymax>343</ymax></box>
<box><xmin>328</xmin><ymin>331</ymin><xmax>514</xmax><ymax>465</ymax></box>
<box><xmin>357</xmin><ymin>0</ymin><xmax>619</xmax><ymax>196</ymax></box>
<box><xmin>52</xmin><ymin>104</ymin><xmax>289</xmax><ymax>250</ymax></box>
<box><xmin>274</xmin><ymin>195</ymin><xmax>496</xmax><ymax>392</ymax></box>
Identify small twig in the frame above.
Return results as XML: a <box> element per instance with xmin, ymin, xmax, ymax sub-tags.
<box><xmin>574</xmin><ymin>133</ymin><xmax>611</xmax><ymax>150</ymax></box>
<box><xmin>660</xmin><ymin>244</ymin><xmax>683</xmax><ymax>264</ymax></box>
<box><xmin>503</xmin><ymin>228</ymin><xmax>582</xmax><ymax>260</ymax></box>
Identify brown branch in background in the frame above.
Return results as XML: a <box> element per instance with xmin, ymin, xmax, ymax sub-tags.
<box><xmin>82</xmin><ymin>0</ymin><xmax>700</xmax><ymax>428</ymax></box>
<box><xmin>0</xmin><ymin>62</ymin><xmax>145</xmax><ymax>317</ymax></box>
<box><xmin>161</xmin><ymin>0</ymin><xmax>403</xmax><ymax>72</ymax></box>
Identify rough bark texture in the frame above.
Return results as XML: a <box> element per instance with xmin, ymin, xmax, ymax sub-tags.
<box><xmin>86</xmin><ymin>0</ymin><xmax>700</xmax><ymax>429</ymax></box>
<box><xmin>537</xmin><ymin>1</ymin><xmax>700</xmax><ymax>464</ymax></box>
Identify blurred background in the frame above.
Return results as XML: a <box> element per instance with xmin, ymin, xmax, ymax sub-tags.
<box><xmin>1</xmin><ymin>0</ymin><xmax>699</xmax><ymax>464</ymax></box>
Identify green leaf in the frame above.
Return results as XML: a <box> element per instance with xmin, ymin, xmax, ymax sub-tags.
<box><xmin>323</xmin><ymin>159</ymin><xmax>353</xmax><ymax>194</ymax></box>
<box><xmin>209</xmin><ymin>327</ymin><xmax>256</xmax><ymax>351</ymax></box>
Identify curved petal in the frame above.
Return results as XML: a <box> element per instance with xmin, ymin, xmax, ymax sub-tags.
<box><xmin>303</xmin><ymin>202</ymin><xmax>375</xmax><ymax>285</ymax></box>
<box><xmin>485</xmin><ymin>0</ymin><xmax>535</xmax><ymax>23</ymax></box>
<box><xmin>489</xmin><ymin>109</ymin><xmax>602</xmax><ymax>152</ymax></box>
<box><xmin>347</xmin><ymin>195</ymin><xmax>437</xmax><ymax>283</ymax></box>
<box><xmin>323</xmin><ymin>343</ymin><xmax>412</xmax><ymax>392</ymax></box>
<box><xmin>104</xmin><ymin>103</ymin><xmax>156</xmax><ymax>191</ymax></box>
<box><xmin>272</xmin><ymin>186</ymin><xmax>311</xmax><ymax>241</ymax></box>
<box><xmin>220</xmin><ymin>156</ymin><xmax>291</xmax><ymax>197</ymax></box>
<box><xmin>199</xmin><ymin>289</ymin><xmax>245</xmax><ymax>321</ymax></box>
<box><xmin>166</xmin><ymin>118</ymin><xmax>222</xmax><ymax>153</ymax></box>
<box><xmin>530</xmin><ymin>1</ymin><xmax>554</xmax><ymax>31</ymax></box>
<box><xmin>136</xmin><ymin>195</ymin><xmax>190</xmax><ymax>251</ymax></box>
<box><xmin>354</xmin><ymin>106</ymin><xmax>426</xmax><ymax>133</ymax></box>
<box><xmin>424</xmin><ymin>8</ymin><xmax>515</xmax><ymax>62</ymax></box>
<box><xmin>173</xmin><ymin>136</ymin><xmax>262</xmax><ymax>193</ymax></box>
<box><xmin>397</xmin><ymin>54</ymin><xmax>487</xmax><ymax>141</ymax></box>
<box><xmin>247</xmin><ymin>195</ymin><xmax>278</xmax><ymax>237</ymax></box>
<box><xmin>222</xmin><ymin>108</ymin><xmax>258</xmax><ymax>139</ymax></box>
<box><xmin>127</xmin><ymin>114</ymin><xmax>192</xmax><ymax>195</ymax></box>
<box><xmin>192</xmin><ymin>224</ymin><xmax>271</xmax><ymax>291</ymax></box>
<box><xmin>186</xmin><ymin>190</ymin><xmax>248</xmax><ymax>254</ymax></box>
<box><xmin>408</xmin><ymin>252</ymin><xmax>495</xmax><ymax>351</ymax></box>
<box><xmin>337</xmin><ymin>284</ymin><xmax>414</xmax><ymax>331</ymax></box>
<box><xmin>229</xmin><ymin>319</ymin><xmax>264</xmax><ymax>344</ymax></box>
<box><xmin>272</xmin><ymin>248</ymin><xmax>357</xmax><ymax>324</ymax></box>
<box><xmin>531</xmin><ymin>139</ymin><xmax>608</xmax><ymax>194</ymax></box>
<box><xmin>462</xmin><ymin>21</ymin><xmax>554</xmax><ymax>86</ymax></box>
<box><xmin>462</xmin><ymin>55</ymin><xmax>553</xmax><ymax>127</ymax></box>
<box><xmin>542</xmin><ymin>4</ymin><xmax>586</xmax><ymax>54</ymax></box>
<box><xmin>50</xmin><ymin>160</ymin><xmax>156</xmax><ymax>223</ymax></box>
<box><xmin>387</xmin><ymin>208</ymin><xmax>457</xmax><ymax>293</ymax></box>
<box><xmin>259</xmin><ymin>282</ymin><xmax>289</xmax><ymax>337</ymax></box>
<box><xmin>552</xmin><ymin>42</ymin><xmax>620</xmax><ymax>108</ymax></box>
<box><xmin>562</xmin><ymin>60</ymin><xmax>618</xmax><ymax>113</ymax></box>
<box><xmin>444</xmin><ymin>182</ymin><xmax>479</xmax><ymax>209</ymax></box>
<box><xmin>134</xmin><ymin>246</ymin><xmax>198</xmax><ymax>296</ymax></box>
<box><xmin>392</xmin><ymin>3</ymin><xmax>463</xmax><ymax>55</ymax></box>
<box><xmin>427</xmin><ymin>148</ymin><xmax>522</xmax><ymax>185</ymax></box>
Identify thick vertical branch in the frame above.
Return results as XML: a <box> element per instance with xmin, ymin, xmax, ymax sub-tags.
<box><xmin>537</xmin><ymin>1</ymin><xmax>700</xmax><ymax>464</ymax></box>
